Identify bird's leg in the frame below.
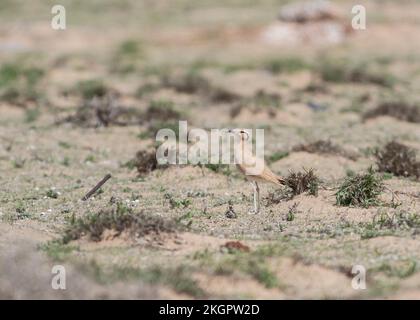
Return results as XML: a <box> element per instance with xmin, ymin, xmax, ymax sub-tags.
<box><xmin>255</xmin><ymin>181</ymin><xmax>260</xmax><ymax>213</ymax></box>
<box><xmin>248</xmin><ymin>181</ymin><xmax>259</xmax><ymax>214</ymax></box>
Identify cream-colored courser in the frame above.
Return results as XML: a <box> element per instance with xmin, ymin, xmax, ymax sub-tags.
<box><xmin>228</xmin><ymin>129</ymin><xmax>285</xmax><ymax>214</ymax></box>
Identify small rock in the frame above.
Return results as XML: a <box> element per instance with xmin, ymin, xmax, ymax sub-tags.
<box><xmin>225</xmin><ymin>201</ymin><xmax>237</xmax><ymax>219</ymax></box>
<box><xmin>221</xmin><ymin>241</ymin><xmax>251</xmax><ymax>253</ymax></box>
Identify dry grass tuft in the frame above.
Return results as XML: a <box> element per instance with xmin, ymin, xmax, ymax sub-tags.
<box><xmin>375</xmin><ymin>141</ymin><xmax>420</xmax><ymax>179</ymax></box>
<box><xmin>162</xmin><ymin>71</ymin><xmax>210</xmax><ymax>95</ymax></box>
<box><xmin>134</xmin><ymin>149</ymin><xmax>163</xmax><ymax>176</ymax></box>
<box><xmin>264</xmin><ymin>169</ymin><xmax>319</xmax><ymax>205</ymax></box>
<box><xmin>264</xmin><ymin>189</ymin><xmax>293</xmax><ymax>205</ymax></box>
<box><xmin>292</xmin><ymin>140</ymin><xmax>358</xmax><ymax>160</ymax></box>
<box><xmin>144</xmin><ymin>100</ymin><xmax>183</xmax><ymax>122</ymax></box>
<box><xmin>59</xmin><ymin>94</ymin><xmax>141</xmax><ymax>127</ymax></box>
<box><xmin>62</xmin><ymin>201</ymin><xmax>180</xmax><ymax>244</ymax></box>
<box><xmin>162</xmin><ymin>71</ymin><xmax>239</xmax><ymax>103</ymax></box>
<box><xmin>0</xmin><ymin>62</ymin><xmax>45</xmax><ymax>106</ymax></box>
<box><xmin>230</xmin><ymin>89</ymin><xmax>281</xmax><ymax>118</ymax></box>
<box><xmin>284</xmin><ymin>168</ymin><xmax>319</xmax><ymax>196</ymax></box>
<box><xmin>363</xmin><ymin>102</ymin><xmax>420</xmax><ymax>123</ymax></box>
<box><xmin>319</xmin><ymin>60</ymin><xmax>395</xmax><ymax>87</ymax></box>
<box><xmin>123</xmin><ymin>148</ymin><xmax>168</xmax><ymax>176</ymax></box>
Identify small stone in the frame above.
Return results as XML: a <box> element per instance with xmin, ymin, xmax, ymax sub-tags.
<box><xmin>225</xmin><ymin>201</ymin><xmax>237</xmax><ymax>219</ymax></box>
<box><xmin>221</xmin><ymin>241</ymin><xmax>251</xmax><ymax>253</ymax></box>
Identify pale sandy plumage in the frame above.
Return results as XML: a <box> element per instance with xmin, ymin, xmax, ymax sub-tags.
<box><xmin>228</xmin><ymin>129</ymin><xmax>285</xmax><ymax>213</ymax></box>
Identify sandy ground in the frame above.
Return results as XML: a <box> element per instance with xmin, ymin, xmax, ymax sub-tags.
<box><xmin>0</xmin><ymin>0</ymin><xmax>420</xmax><ymax>299</ymax></box>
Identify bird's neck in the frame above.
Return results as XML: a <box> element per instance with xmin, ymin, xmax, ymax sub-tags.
<box><xmin>234</xmin><ymin>139</ymin><xmax>254</xmax><ymax>164</ymax></box>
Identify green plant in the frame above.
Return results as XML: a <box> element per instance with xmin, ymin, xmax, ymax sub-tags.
<box><xmin>204</xmin><ymin>163</ymin><xmax>232</xmax><ymax>176</ymax></box>
<box><xmin>144</xmin><ymin>99</ymin><xmax>183</xmax><ymax>122</ymax></box>
<box><xmin>117</xmin><ymin>40</ymin><xmax>141</xmax><ymax>57</ymax></box>
<box><xmin>61</xmin><ymin>156</ymin><xmax>70</xmax><ymax>167</ymax></box>
<box><xmin>268</xmin><ymin>151</ymin><xmax>289</xmax><ymax>163</ymax></box>
<box><xmin>170</xmin><ymin>198</ymin><xmax>191</xmax><ymax>209</ymax></box>
<box><xmin>264</xmin><ymin>57</ymin><xmax>309</xmax><ymax>74</ymax></box>
<box><xmin>318</xmin><ymin>59</ymin><xmax>395</xmax><ymax>87</ymax></box>
<box><xmin>162</xmin><ymin>70</ymin><xmax>210</xmax><ymax>94</ymax></box>
<box><xmin>162</xmin><ymin>70</ymin><xmax>239</xmax><ymax>103</ymax></box>
<box><xmin>111</xmin><ymin>40</ymin><xmax>144</xmax><ymax>73</ymax></box>
<box><xmin>15</xmin><ymin>201</ymin><xmax>25</xmax><ymax>214</ymax></box>
<box><xmin>46</xmin><ymin>189</ymin><xmax>59</xmax><ymax>199</ymax></box>
<box><xmin>84</xmin><ymin>155</ymin><xmax>96</xmax><ymax>163</ymax></box>
<box><xmin>58</xmin><ymin>141</ymin><xmax>71</xmax><ymax>149</ymax></box>
<box><xmin>335</xmin><ymin>168</ymin><xmax>384</xmax><ymax>207</ymax></box>
<box><xmin>367</xmin><ymin>211</ymin><xmax>420</xmax><ymax>232</ymax></box>
<box><xmin>60</xmin><ymin>201</ymin><xmax>180</xmax><ymax>244</ymax></box>
<box><xmin>247</xmin><ymin>260</ymin><xmax>278</xmax><ymax>288</ymax></box>
<box><xmin>135</xmin><ymin>83</ymin><xmax>159</xmax><ymax>98</ymax></box>
<box><xmin>148</xmin><ymin>120</ymin><xmax>181</xmax><ymax>140</ymax></box>
<box><xmin>0</xmin><ymin>62</ymin><xmax>45</xmax><ymax>105</ymax></box>
<box><xmin>2</xmin><ymin>201</ymin><xmax>31</xmax><ymax>222</ymax></box>
<box><xmin>75</xmin><ymin>79</ymin><xmax>108</xmax><ymax>99</ymax></box>
<box><xmin>373</xmin><ymin>260</ymin><xmax>417</xmax><ymax>278</ymax></box>
<box><xmin>39</xmin><ymin>241</ymin><xmax>79</xmax><ymax>261</ymax></box>
<box><xmin>252</xmin><ymin>90</ymin><xmax>281</xmax><ymax>109</ymax></box>
<box><xmin>286</xmin><ymin>203</ymin><xmax>299</xmax><ymax>221</ymax></box>
<box><xmin>24</xmin><ymin>108</ymin><xmax>41</xmax><ymax>123</ymax></box>
<box><xmin>215</xmin><ymin>251</ymin><xmax>279</xmax><ymax>289</ymax></box>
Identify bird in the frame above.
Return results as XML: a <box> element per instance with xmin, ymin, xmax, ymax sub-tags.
<box><xmin>227</xmin><ymin>129</ymin><xmax>285</xmax><ymax>214</ymax></box>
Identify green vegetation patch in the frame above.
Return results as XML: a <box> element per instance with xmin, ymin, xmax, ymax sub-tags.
<box><xmin>360</xmin><ymin>211</ymin><xmax>420</xmax><ymax>239</ymax></box>
<box><xmin>264</xmin><ymin>56</ymin><xmax>310</xmax><ymax>74</ymax></box>
<box><xmin>74</xmin><ymin>79</ymin><xmax>108</xmax><ymax>99</ymax></box>
<box><xmin>0</xmin><ymin>61</ymin><xmax>45</xmax><ymax>105</ymax></box>
<box><xmin>335</xmin><ymin>168</ymin><xmax>384</xmax><ymax>207</ymax></box>
<box><xmin>318</xmin><ymin>59</ymin><xmax>395</xmax><ymax>87</ymax></box>
<box><xmin>292</xmin><ymin>140</ymin><xmax>358</xmax><ymax>160</ymax></box>
<box><xmin>61</xmin><ymin>201</ymin><xmax>180</xmax><ymax>244</ymax></box>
